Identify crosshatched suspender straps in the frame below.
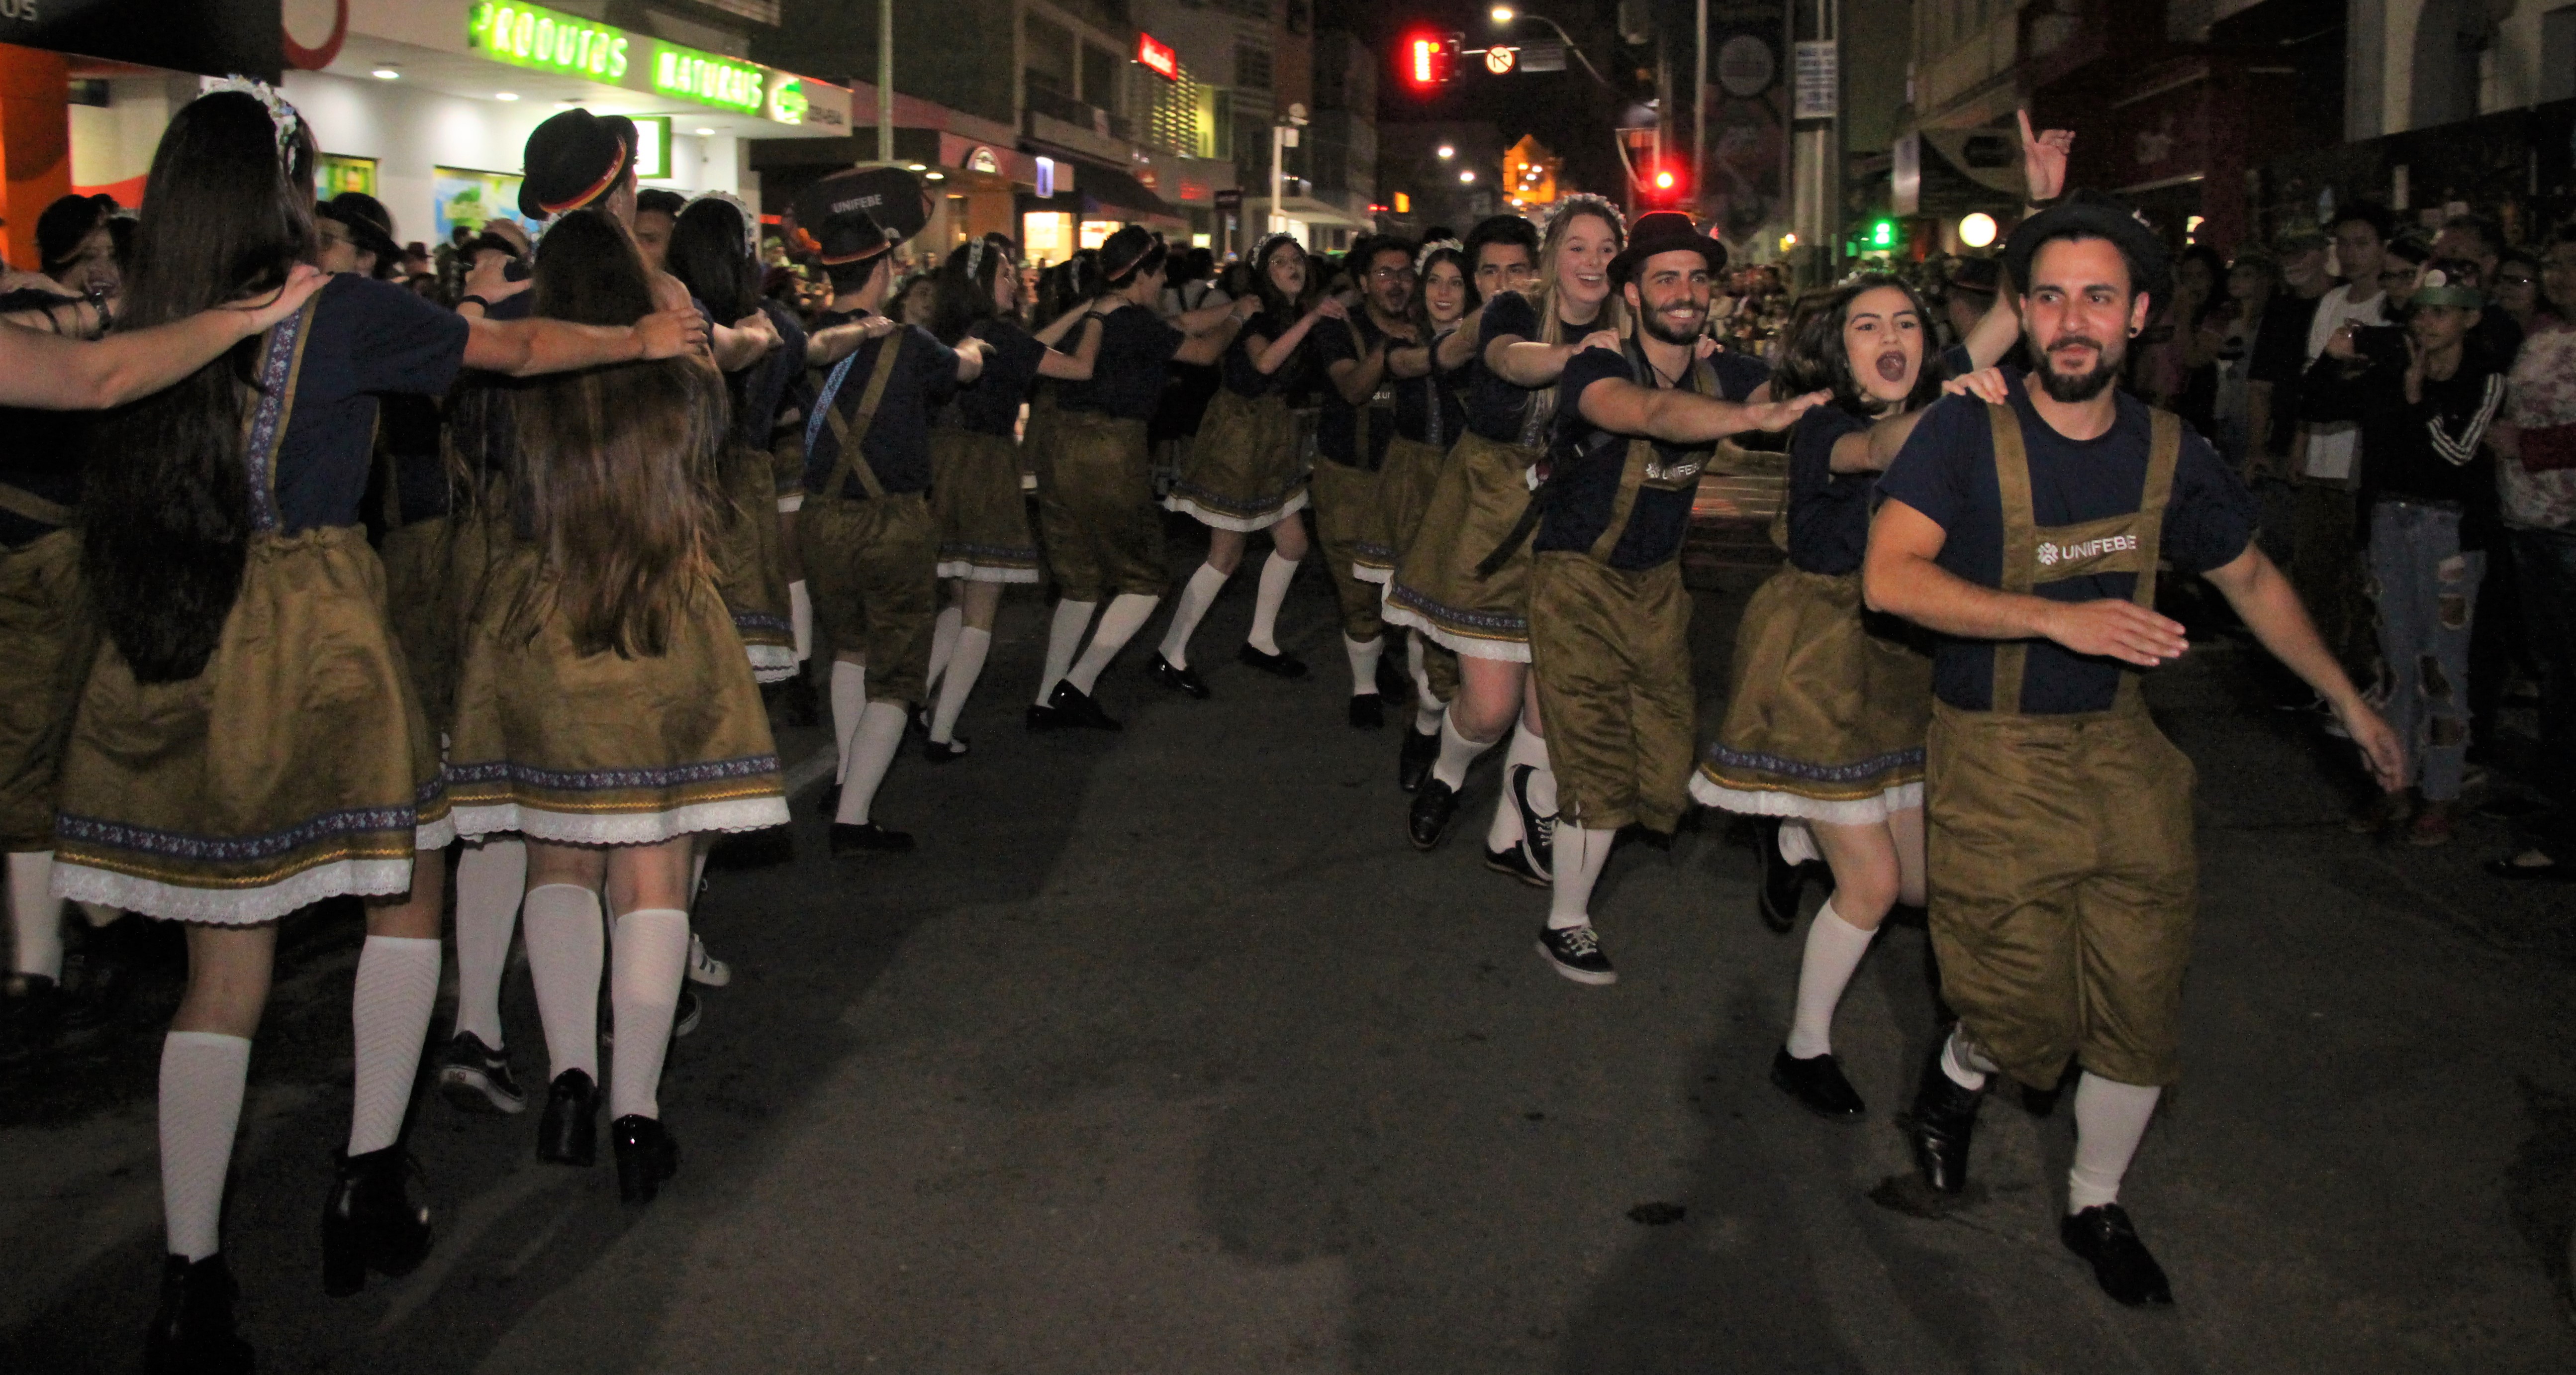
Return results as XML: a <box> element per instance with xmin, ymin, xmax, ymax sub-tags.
<box><xmin>812</xmin><ymin>330</ymin><xmax>906</xmax><ymax>501</ymax></box>
<box><xmin>1583</xmin><ymin>353</ymin><xmax>1717</xmax><ymax>564</ymax></box>
<box><xmin>240</xmin><ymin>294</ymin><xmax>323</xmax><ymax>534</ymax></box>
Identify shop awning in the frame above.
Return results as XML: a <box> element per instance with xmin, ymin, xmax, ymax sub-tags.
<box><xmin>1242</xmin><ymin>195</ymin><xmax>1374</xmax><ymax>233</ymax></box>
<box><xmin>1053</xmin><ymin>158</ymin><xmax>1178</xmax><ymax>223</ymax></box>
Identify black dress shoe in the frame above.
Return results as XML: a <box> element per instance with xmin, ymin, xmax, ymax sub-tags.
<box><xmin>1374</xmin><ymin>649</ymin><xmax>1410</xmax><ymax>702</ymax></box>
<box><xmin>1348</xmin><ymin>692</ymin><xmax>1385</xmax><ymax>730</ymax></box>
<box><xmin>613</xmin><ymin>1115</ymin><xmax>680</xmax><ymax>1204</ymax></box>
<box><xmin>1903</xmin><ymin>1045</ymin><xmax>1987</xmax><ymax>1195</ymax></box>
<box><xmin>923</xmin><ymin>737</ymin><xmax>969</xmax><ymax>763</ymax></box>
<box><xmin>1149</xmin><ymin>653</ymin><xmax>1211</xmax><ymax>699</ymax></box>
<box><xmin>2060</xmin><ymin>1204</ymin><xmax>2175</xmax><ymax>1306</ymax></box>
<box><xmin>144</xmin><ymin>1253</ymin><xmax>254</xmax><ymax>1375</ymax></box>
<box><xmin>830</xmin><ymin>821</ymin><xmax>915</xmax><ymax>856</ymax></box>
<box><xmin>1398</xmin><ymin>726</ymin><xmax>1439</xmax><ymax>792</ymax></box>
<box><xmin>1409</xmin><ymin>778</ymin><xmax>1460</xmax><ymax>851</ymax></box>
<box><xmin>537</xmin><ymin>1069</ymin><xmax>599</xmax><ymax>1167</ymax></box>
<box><xmin>1754</xmin><ymin>818</ymin><xmax>1806</xmax><ymax>933</ymax></box>
<box><xmin>1047</xmin><ymin>680</ymin><xmax>1123</xmax><ymax>730</ymax></box>
<box><xmin>1237</xmin><ymin>643</ymin><xmax>1308</xmax><ymax>678</ymax></box>
<box><xmin>321</xmin><ymin>1145</ymin><xmax>433</xmax><ymax>1297</ymax></box>
<box><xmin>1025</xmin><ymin>703</ymin><xmax>1060</xmax><ymax>732</ymax></box>
<box><xmin>1484</xmin><ymin>844</ymin><xmax>1548</xmax><ymax>888</ymax></box>
<box><xmin>1770</xmin><ymin>1047</ymin><xmax>1866</xmax><ymax>1120</ymax></box>
<box><xmin>816</xmin><ymin>782</ymin><xmax>842</xmax><ymax>817</ymax></box>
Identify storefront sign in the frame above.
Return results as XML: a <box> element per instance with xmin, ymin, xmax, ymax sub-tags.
<box><xmin>632</xmin><ymin>117</ymin><xmax>671</xmax><ymax>180</ymax></box>
<box><xmin>652</xmin><ymin>43</ymin><xmax>762</xmax><ymax>113</ymax></box>
<box><xmin>1137</xmin><ymin>32</ymin><xmax>1178</xmax><ymax>83</ymax></box>
<box><xmin>466</xmin><ymin>0</ymin><xmax>836</xmax><ymax>126</ymax></box>
<box><xmin>471</xmin><ymin>1</ymin><xmax>629</xmax><ymax>80</ymax></box>
<box><xmin>765</xmin><ymin>77</ymin><xmax>808</xmax><ymax>127</ymax></box>
<box><xmin>967</xmin><ymin>147</ymin><xmax>1001</xmax><ymax>176</ymax></box>
<box><xmin>432</xmin><ymin>165</ymin><xmax>536</xmax><ymax>241</ymax></box>
<box><xmin>318</xmin><ymin>153</ymin><xmax>378</xmax><ymax>199</ymax></box>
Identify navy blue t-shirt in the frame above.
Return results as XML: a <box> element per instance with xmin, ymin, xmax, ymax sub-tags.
<box><xmin>1785</xmin><ymin>347</ymin><xmax>1971</xmax><ymax>577</ymax></box>
<box><xmin>1059</xmin><ymin>306</ymin><xmax>1180</xmax><ymax>421</ymax></box>
<box><xmin>950</xmin><ymin>316</ymin><xmax>1051</xmax><ymax>437</ymax></box>
<box><xmin>733</xmin><ymin>297</ymin><xmax>808</xmax><ymax>450</ymax></box>
<box><xmin>1534</xmin><ymin>344</ymin><xmax>1770</xmax><ymax>571</ymax></box>
<box><xmin>277</xmin><ymin>274</ymin><xmax>470</xmax><ymax>533</ymax></box>
<box><xmin>1465</xmin><ymin>291</ymin><xmax>1549</xmax><ymax>444</ymax></box>
<box><xmin>1312</xmin><ymin>313</ymin><xmax>1409</xmax><ymax>469</ymax></box>
<box><xmin>803</xmin><ymin>317</ymin><xmax>959</xmax><ymax>498</ymax></box>
<box><xmin>0</xmin><ymin>289</ymin><xmax>94</xmax><ymax>548</ymax></box>
<box><xmin>1223</xmin><ymin>308</ymin><xmax>1312</xmax><ymax>398</ymax></box>
<box><xmin>1399</xmin><ymin>327</ymin><xmax>1472</xmax><ymax>448</ymax></box>
<box><xmin>1876</xmin><ymin>371</ymin><xmax>2258</xmax><ymax>713</ymax></box>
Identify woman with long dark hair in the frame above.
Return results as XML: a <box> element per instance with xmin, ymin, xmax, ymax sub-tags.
<box><xmin>1371</xmin><ymin>239</ymin><xmax>1476</xmax><ymax>787</ymax></box>
<box><xmin>1390</xmin><ymin>197</ymin><xmax>1627</xmax><ymax>884</ymax></box>
<box><xmin>1150</xmin><ymin>232</ymin><xmax>1342</xmax><ymax>689</ymax></box>
<box><xmin>1694</xmin><ymin>273</ymin><xmax>1957</xmax><ymax>1118</ymax></box>
<box><xmin>50</xmin><ymin>88</ymin><xmax>695</xmax><ymax>1372</ymax></box>
<box><xmin>917</xmin><ymin>233</ymin><xmax>1100</xmax><ymax>757</ymax></box>
<box><xmin>444</xmin><ymin>206</ymin><xmax>788</xmax><ymax>1210</ymax></box>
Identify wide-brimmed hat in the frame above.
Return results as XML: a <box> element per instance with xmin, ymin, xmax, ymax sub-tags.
<box><xmin>317</xmin><ymin>192</ymin><xmax>400</xmax><ymax>264</ymax></box>
<box><xmin>518</xmin><ymin>109</ymin><xmax>637</xmax><ymax>220</ymax></box>
<box><xmin>2003</xmin><ymin>189</ymin><xmax>2173</xmax><ymax>305</ymax></box>
<box><xmin>1608</xmin><ymin>210</ymin><xmax>1726</xmax><ymax>287</ymax></box>
<box><xmin>812</xmin><ymin>208</ymin><xmax>893</xmax><ymax>267</ymax></box>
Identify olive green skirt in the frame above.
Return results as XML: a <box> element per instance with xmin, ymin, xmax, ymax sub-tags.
<box><xmin>447</xmin><ymin>544</ymin><xmax>788</xmax><ymax>845</ymax></box>
<box><xmin>1382</xmin><ymin>430</ymin><xmax>1543</xmax><ymax>662</ymax></box>
<box><xmin>931</xmin><ymin>427</ymin><xmax>1042</xmax><ymax>584</ymax></box>
<box><xmin>1038</xmin><ymin>411</ymin><xmax>1165</xmax><ymax>602</ymax></box>
<box><xmin>1367</xmin><ymin>436</ymin><xmax>1448</xmax><ymax>585</ymax></box>
<box><xmin>1692</xmin><ymin>566</ymin><xmax>1932</xmax><ymax>823</ymax></box>
<box><xmin>53</xmin><ymin>527</ymin><xmax>449</xmax><ymax>924</ymax></box>
<box><xmin>710</xmin><ymin>441</ymin><xmax>797</xmax><ymax>682</ymax></box>
<box><xmin>0</xmin><ymin>530</ymin><xmax>96</xmax><ymax>851</ymax></box>
<box><xmin>380</xmin><ymin>517</ymin><xmax>460</xmax><ymax>735</ymax></box>
<box><xmin>1165</xmin><ymin>389</ymin><xmax>1309</xmax><ymax>532</ymax></box>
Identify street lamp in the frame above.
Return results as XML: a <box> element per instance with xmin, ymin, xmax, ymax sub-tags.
<box><xmin>1488</xmin><ymin>7</ymin><xmax>1617</xmax><ymax>92</ymax></box>
<box><xmin>1437</xmin><ymin>144</ymin><xmax>1455</xmax><ymax>159</ymax></box>
<box><xmin>1270</xmin><ymin>101</ymin><xmax>1310</xmax><ymax>244</ymax></box>
<box><xmin>1491</xmin><ymin>6</ymin><xmax>1514</xmax><ymax>20</ymax></box>
<box><xmin>1460</xmin><ymin>170</ymin><xmax>1476</xmax><ymax>183</ymax></box>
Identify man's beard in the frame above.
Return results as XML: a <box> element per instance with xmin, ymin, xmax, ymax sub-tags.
<box><xmin>1642</xmin><ymin>306</ymin><xmax>1707</xmax><ymax>346</ymax></box>
<box><xmin>2036</xmin><ymin>335</ymin><xmax>2121</xmax><ymax>402</ymax></box>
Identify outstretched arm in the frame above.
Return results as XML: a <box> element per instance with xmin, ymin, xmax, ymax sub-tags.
<box><xmin>463</xmin><ymin>307</ymin><xmax>701</xmax><ymax>376</ymax></box>
<box><xmin>0</xmin><ymin>265</ymin><xmax>328</xmax><ymax>410</ymax></box>
<box><xmin>1036</xmin><ymin>316</ymin><xmax>1103</xmax><ymax>381</ymax></box>
<box><xmin>1573</xmin><ymin>374</ymin><xmax>1827</xmax><ymax>447</ymax></box>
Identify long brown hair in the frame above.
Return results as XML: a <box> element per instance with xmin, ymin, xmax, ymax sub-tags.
<box><xmin>86</xmin><ymin>90</ymin><xmax>317</xmax><ymax>683</ymax></box>
<box><xmin>1518</xmin><ymin>196</ymin><xmax>1626</xmax><ymax>434</ymax></box>
<box><xmin>509</xmin><ymin>209</ymin><xmax>726</xmax><ymax>657</ymax></box>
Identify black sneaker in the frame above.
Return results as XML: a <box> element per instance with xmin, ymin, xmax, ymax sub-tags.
<box><xmin>1398</xmin><ymin>725</ymin><xmax>1439</xmax><ymax>792</ymax></box>
<box><xmin>1348</xmin><ymin>692</ymin><xmax>1385</xmax><ymax>730</ymax></box>
<box><xmin>1509</xmin><ymin>764</ymin><xmax>1556</xmax><ymax>881</ymax></box>
<box><xmin>1484</xmin><ymin>844</ymin><xmax>1548</xmax><ymax>888</ymax></box>
<box><xmin>1408</xmin><ymin>777</ymin><xmax>1460</xmax><ymax>851</ymax></box>
<box><xmin>1046</xmin><ymin>680</ymin><xmax>1123</xmax><ymax>730</ymax></box>
<box><xmin>2060</xmin><ymin>1204</ymin><xmax>2175</xmax><ymax>1306</ymax></box>
<box><xmin>1148</xmin><ymin>652</ymin><xmax>1210</xmax><ymax>699</ymax></box>
<box><xmin>671</xmin><ymin>988</ymin><xmax>701</xmax><ymax>1040</ymax></box>
<box><xmin>1535</xmin><ymin>923</ymin><xmax>1617</xmax><ymax>985</ymax></box>
<box><xmin>1237</xmin><ymin>643</ymin><xmax>1308</xmax><ymax>678</ymax></box>
<box><xmin>436</xmin><ymin>1032</ymin><xmax>527</xmax><ymax>1115</ymax></box>
<box><xmin>831</xmin><ymin>821</ymin><xmax>916</xmax><ymax>856</ymax></box>
<box><xmin>1769</xmin><ymin>1047</ymin><xmax>1866</xmax><ymax>1120</ymax></box>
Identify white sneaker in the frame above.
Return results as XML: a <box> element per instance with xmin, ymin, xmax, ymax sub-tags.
<box><xmin>686</xmin><ymin>933</ymin><xmax>731</xmax><ymax>987</ymax></box>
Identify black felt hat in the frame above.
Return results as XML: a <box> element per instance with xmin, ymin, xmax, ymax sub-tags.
<box><xmin>2002</xmin><ymin>189</ymin><xmax>2172</xmax><ymax>306</ymax></box>
<box><xmin>811</xmin><ymin>208</ymin><xmax>893</xmax><ymax>267</ymax></box>
<box><xmin>518</xmin><ymin>109</ymin><xmax>637</xmax><ymax>221</ymax></box>
<box><xmin>317</xmin><ymin>192</ymin><xmax>400</xmax><ymax>264</ymax></box>
<box><xmin>1608</xmin><ymin>211</ymin><xmax>1726</xmax><ymax>287</ymax></box>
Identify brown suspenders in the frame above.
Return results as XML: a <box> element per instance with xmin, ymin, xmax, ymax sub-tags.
<box><xmin>819</xmin><ymin>330</ymin><xmax>907</xmax><ymax>501</ymax></box>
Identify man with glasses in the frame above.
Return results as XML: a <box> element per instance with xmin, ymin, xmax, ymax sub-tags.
<box><xmin>1311</xmin><ymin>236</ymin><xmax>1424</xmax><ymax>727</ymax></box>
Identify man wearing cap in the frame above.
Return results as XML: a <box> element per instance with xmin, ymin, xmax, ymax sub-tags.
<box><xmin>316</xmin><ymin>193</ymin><xmax>404</xmax><ymax>282</ymax></box>
<box><xmin>801</xmin><ymin>207</ymin><xmax>989</xmax><ymax>856</ymax></box>
<box><xmin>1524</xmin><ymin>211</ymin><xmax>1822</xmax><ymax>984</ymax></box>
<box><xmin>1865</xmin><ymin>190</ymin><xmax>2404</xmax><ymax>1305</ymax></box>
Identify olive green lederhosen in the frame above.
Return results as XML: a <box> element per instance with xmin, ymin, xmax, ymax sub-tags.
<box><xmin>53</xmin><ymin>296</ymin><xmax>449</xmax><ymax>923</ymax></box>
<box><xmin>0</xmin><ymin>504</ymin><xmax>95</xmax><ymax>852</ymax></box>
<box><xmin>1311</xmin><ymin>383</ymin><xmax>1395</xmax><ymax>642</ymax></box>
<box><xmin>1167</xmin><ymin>387</ymin><xmax>1308</xmax><ymax>531</ymax></box>
<box><xmin>1928</xmin><ymin>404</ymin><xmax>2197</xmax><ymax>1090</ymax></box>
<box><xmin>1526</xmin><ymin>360</ymin><xmax>1716</xmax><ymax>834</ymax></box>
<box><xmin>1037</xmin><ymin>409</ymin><xmax>1165</xmax><ymax>602</ymax></box>
<box><xmin>798</xmin><ymin>334</ymin><xmax>939</xmax><ymax>708</ymax></box>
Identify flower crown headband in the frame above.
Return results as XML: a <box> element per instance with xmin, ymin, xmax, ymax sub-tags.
<box><xmin>684</xmin><ymin>190</ymin><xmax>761</xmax><ymax>260</ymax></box>
<box><xmin>1415</xmin><ymin>238</ymin><xmax>1463</xmax><ymax>274</ymax></box>
<box><xmin>202</xmin><ymin>75</ymin><xmax>304</xmax><ymax>177</ymax></box>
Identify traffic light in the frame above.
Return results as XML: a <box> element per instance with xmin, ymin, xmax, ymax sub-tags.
<box><xmin>1639</xmin><ymin>158</ymin><xmax>1685</xmax><ymax>207</ymax></box>
<box><xmin>1847</xmin><ymin>217</ymin><xmax>1902</xmax><ymax>255</ymax></box>
<box><xmin>1403</xmin><ymin>30</ymin><xmax>1457</xmax><ymax>90</ymax></box>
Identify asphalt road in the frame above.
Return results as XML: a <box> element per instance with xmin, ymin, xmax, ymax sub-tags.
<box><xmin>3</xmin><ymin>521</ymin><xmax>2574</xmax><ymax>1374</ymax></box>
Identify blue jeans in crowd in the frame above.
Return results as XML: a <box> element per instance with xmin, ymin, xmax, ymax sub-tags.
<box><xmin>2512</xmin><ymin>522</ymin><xmax>2576</xmax><ymax>804</ymax></box>
<box><xmin>2367</xmin><ymin>501</ymin><xmax>2483</xmax><ymax>802</ymax></box>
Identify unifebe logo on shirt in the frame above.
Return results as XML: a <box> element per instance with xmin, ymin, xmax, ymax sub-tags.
<box><xmin>2035</xmin><ymin>532</ymin><xmax>2137</xmax><ymax>569</ymax></box>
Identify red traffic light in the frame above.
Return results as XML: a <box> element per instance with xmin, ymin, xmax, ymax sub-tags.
<box><xmin>1653</xmin><ymin>168</ymin><xmax>1675</xmax><ymax>190</ymax></box>
<box><xmin>1402</xmin><ymin>31</ymin><xmax>1456</xmax><ymax>90</ymax></box>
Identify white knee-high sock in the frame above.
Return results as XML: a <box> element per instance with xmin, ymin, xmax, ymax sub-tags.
<box><xmin>1158</xmin><ymin>563</ymin><xmax>1230</xmax><ymax>669</ymax></box>
<box><xmin>1547</xmin><ymin>825</ymin><xmax>1615</xmax><ymax>929</ymax></box>
<box><xmin>788</xmin><ymin>580</ymin><xmax>813</xmax><ymax>663</ymax></box>
<box><xmin>521</xmin><ymin>884</ymin><xmax>603</xmax><ymax>1084</ymax></box>
<box><xmin>926</xmin><ymin>603</ymin><xmax>963</xmax><ymax>694</ymax></box>
<box><xmin>9</xmin><ymin>849</ymin><xmax>61</xmax><ymax>980</ymax></box>
<box><xmin>607</xmin><ymin>908</ymin><xmax>690</xmax><ymax>1121</ymax></box>
<box><xmin>1941</xmin><ymin>1024</ymin><xmax>1996</xmax><ymax>1091</ymax></box>
<box><xmin>929</xmin><ymin>627</ymin><xmax>991</xmax><ymax>745</ymax></box>
<box><xmin>1487</xmin><ymin>720</ymin><xmax>1553</xmax><ymax>852</ymax></box>
<box><xmin>347</xmin><ymin>935</ymin><xmax>440</xmax><ymax>1156</ymax></box>
<box><xmin>1784</xmin><ymin>898</ymin><xmax>1877</xmax><ymax>1060</ymax></box>
<box><xmin>160</xmin><ymin>1031</ymin><xmax>251</xmax><ymax>1261</ymax></box>
<box><xmin>1245</xmin><ymin>551</ymin><xmax>1299</xmax><ymax>655</ymax></box>
<box><xmin>1432</xmin><ymin>711</ymin><xmax>1496</xmax><ymax>789</ymax></box>
<box><xmin>1407</xmin><ymin>637</ymin><xmax>1444</xmax><ymax>732</ymax></box>
<box><xmin>451</xmin><ymin>837</ymin><xmax>527</xmax><ymax>1050</ymax></box>
<box><xmin>834</xmin><ymin>702</ymin><xmax>910</xmax><ymax>826</ymax></box>
<box><xmin>2068</xmin><ymin>1073</ymin><xmax>2162</xmax><ymax>1212</ymax></box>
<box><xmin>829</xmin><ymin>660</ymin><xmax>867</xmax><ymax>784</ymax></box>
<box><xmin>1067</xmin><ymin>592</ymin><xmax>1159</xmax><ymax>693</ymax></box>
<box><xmin>1343</xmin><ymin>634</ymin><xmax>1384</xmax><ymax>697</ymax></box>
<box><xmin>1037</xmin><ymin>598</ymin><xmax>1096</xmax><ymax>704</ymax></box>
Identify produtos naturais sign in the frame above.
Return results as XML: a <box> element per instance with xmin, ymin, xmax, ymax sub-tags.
<box><xmin>467</xmin><ymin>1</ymin><xmax>815</xmax><ymax>124</ymax></box>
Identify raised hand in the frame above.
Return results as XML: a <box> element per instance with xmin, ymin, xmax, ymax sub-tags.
<box><xmin>2041</xmin><ymin>598</ymin><xmax>2188</xmax><ymax>668</ymax></box>
<box><xmin>228</xmin><ymin>264</ymin><xmax>329</xmax><ymax>332</ymax></box>
<box><xmin>2018</xmin><ymin>109</ymin><xmax>2074</xmax><ymax>204</ymax></box>
<box><xmin>1942</xmin><ymin>366</ymin><xmax>2013</xmax><ymax>403</ymax></box>
<box><xmin>1745</xmin><ymin>389</ymin><xmax>1830</xmax><ymax>433</ymax></box>
<box><xmin>636</xmin><ymin>307</ymin><xmax>705</xmax><ymax>361</ymax></box>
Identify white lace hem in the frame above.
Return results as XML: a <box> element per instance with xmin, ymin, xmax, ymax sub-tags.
<box><xmin>1352</xmin><ymin>564</ymin><xmax>1393</xmax><ymax>585</ymax></box>
<box><xmin>935</xmin><ymin>561</ymin><xmax>1043</xmax><ymax>584</ymax></box>
<box><xmin>748</xmin><ymin>644</ymin><xmax>799</xmax><ymax>684</ymax></box>
<box><xmin>415</xmin><ymin>813</ymin><xmax>458</xmax><ymax>851</ymax></box>
<box><xmin>452</xmin><ymin>794</ymin><xmax>790</xmax><ymax>846</ymax></box>
<box><xmin>1162</xmin><ymin>488</ymin><xmax>1309</xmax><ymax>532</ymax></box>
<box><xmin>1378</xmin><ymin>600</ymin><xmax>1533</xmax><ymax>663</ymax></box>
<box><xmin>52</xmin><ymin>856</ymin><xmax>415</xmax><ymax>925</ymax></box>
<box><xmin>1689</xmin><ymin>778</ymin><xmax>1924</xmax><ymax>825</ymax></box>
<box><xmin>776</xmin><ymin>492</ymin><xmax>806</xmax><ymax>513</ymax></box>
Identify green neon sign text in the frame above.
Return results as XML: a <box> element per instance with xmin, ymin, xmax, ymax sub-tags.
<box><xmin>653</xmin><ymin>44</ymin><xmax>764</xmax><ymax>113</ymax></box>
<box><xmin>469</xmin><ymin>2</ymin><xmax>629</xmax><ymax>81</ymax></box>
<box><xmin>766</xmin><ymin>77</ymin><xmax>807</xmax><ymax>126</ymax></box>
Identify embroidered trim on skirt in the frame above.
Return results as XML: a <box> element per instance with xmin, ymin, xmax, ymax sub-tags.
<box><xmin>447</xmin><ymin>545</ymin><xmax>788</xmax><ymax>845</ymax></box>
<box><xmin>1164</xmin><ymin>389</ymin><xmax>1310</xmax><ymax>532</ymax></box>
<box><xmin>52</xmin><ymin>528</ymin><xmax>451</xmax><ymax>924</ymax></box>
<box><xmin>1381</xmin><ymin>430</ymin><xmax>1542</xmax><ymax>662</ymax></box>
<box><xmin>931</xmin><ymin>427</ymin><xmax>1043</xmax><ymax>584</ymax></box>
<box><xmin>710</xmin><ymin>440</ymin><xmax>798</xmax><ymax>683</ymax></box>
<box><xmin>0</xmin><ymin>530</ymin><xmax>97</xmax><ymax>851</ymax></box>
<box><xmin>1690</xmin><ymin>565</ymin><xmax>1932</xmax><ymax>823</ymax></box>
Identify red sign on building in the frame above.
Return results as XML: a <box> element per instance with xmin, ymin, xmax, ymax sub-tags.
<box><xmin>1137</xmin><ymin>32</ymin><xmax>1178</xmax><ymax>82</ymax></box>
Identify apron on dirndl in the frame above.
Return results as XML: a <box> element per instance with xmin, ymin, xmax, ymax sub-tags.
<box><xmin>1928</xmin><ymin>403</ymin><xmax>2198</xmax><ymax>1090</ymax></box>
<box><xmin>931</xmin><ymin>426</ymin><xmax>1043</xmax><ymax>584</ymax></box>
<box><xmin>1165</xmin><ymin>388</ymin><xmax>1309</xmax><ymax>531</ymax></box>
<box><xmin>1525</xmin><ymin>355</ymin><xmax>1716</xmax><ymax>835</ymax></box>
<box><xmin>52</xmin><ymin>298</ymin><xmax>451</xmax><ymax>923</ymax></box>
<box><xmin>797</xmin><ymin>334</ymin><xmax>941</xmax><ymax>707</ymax></box>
